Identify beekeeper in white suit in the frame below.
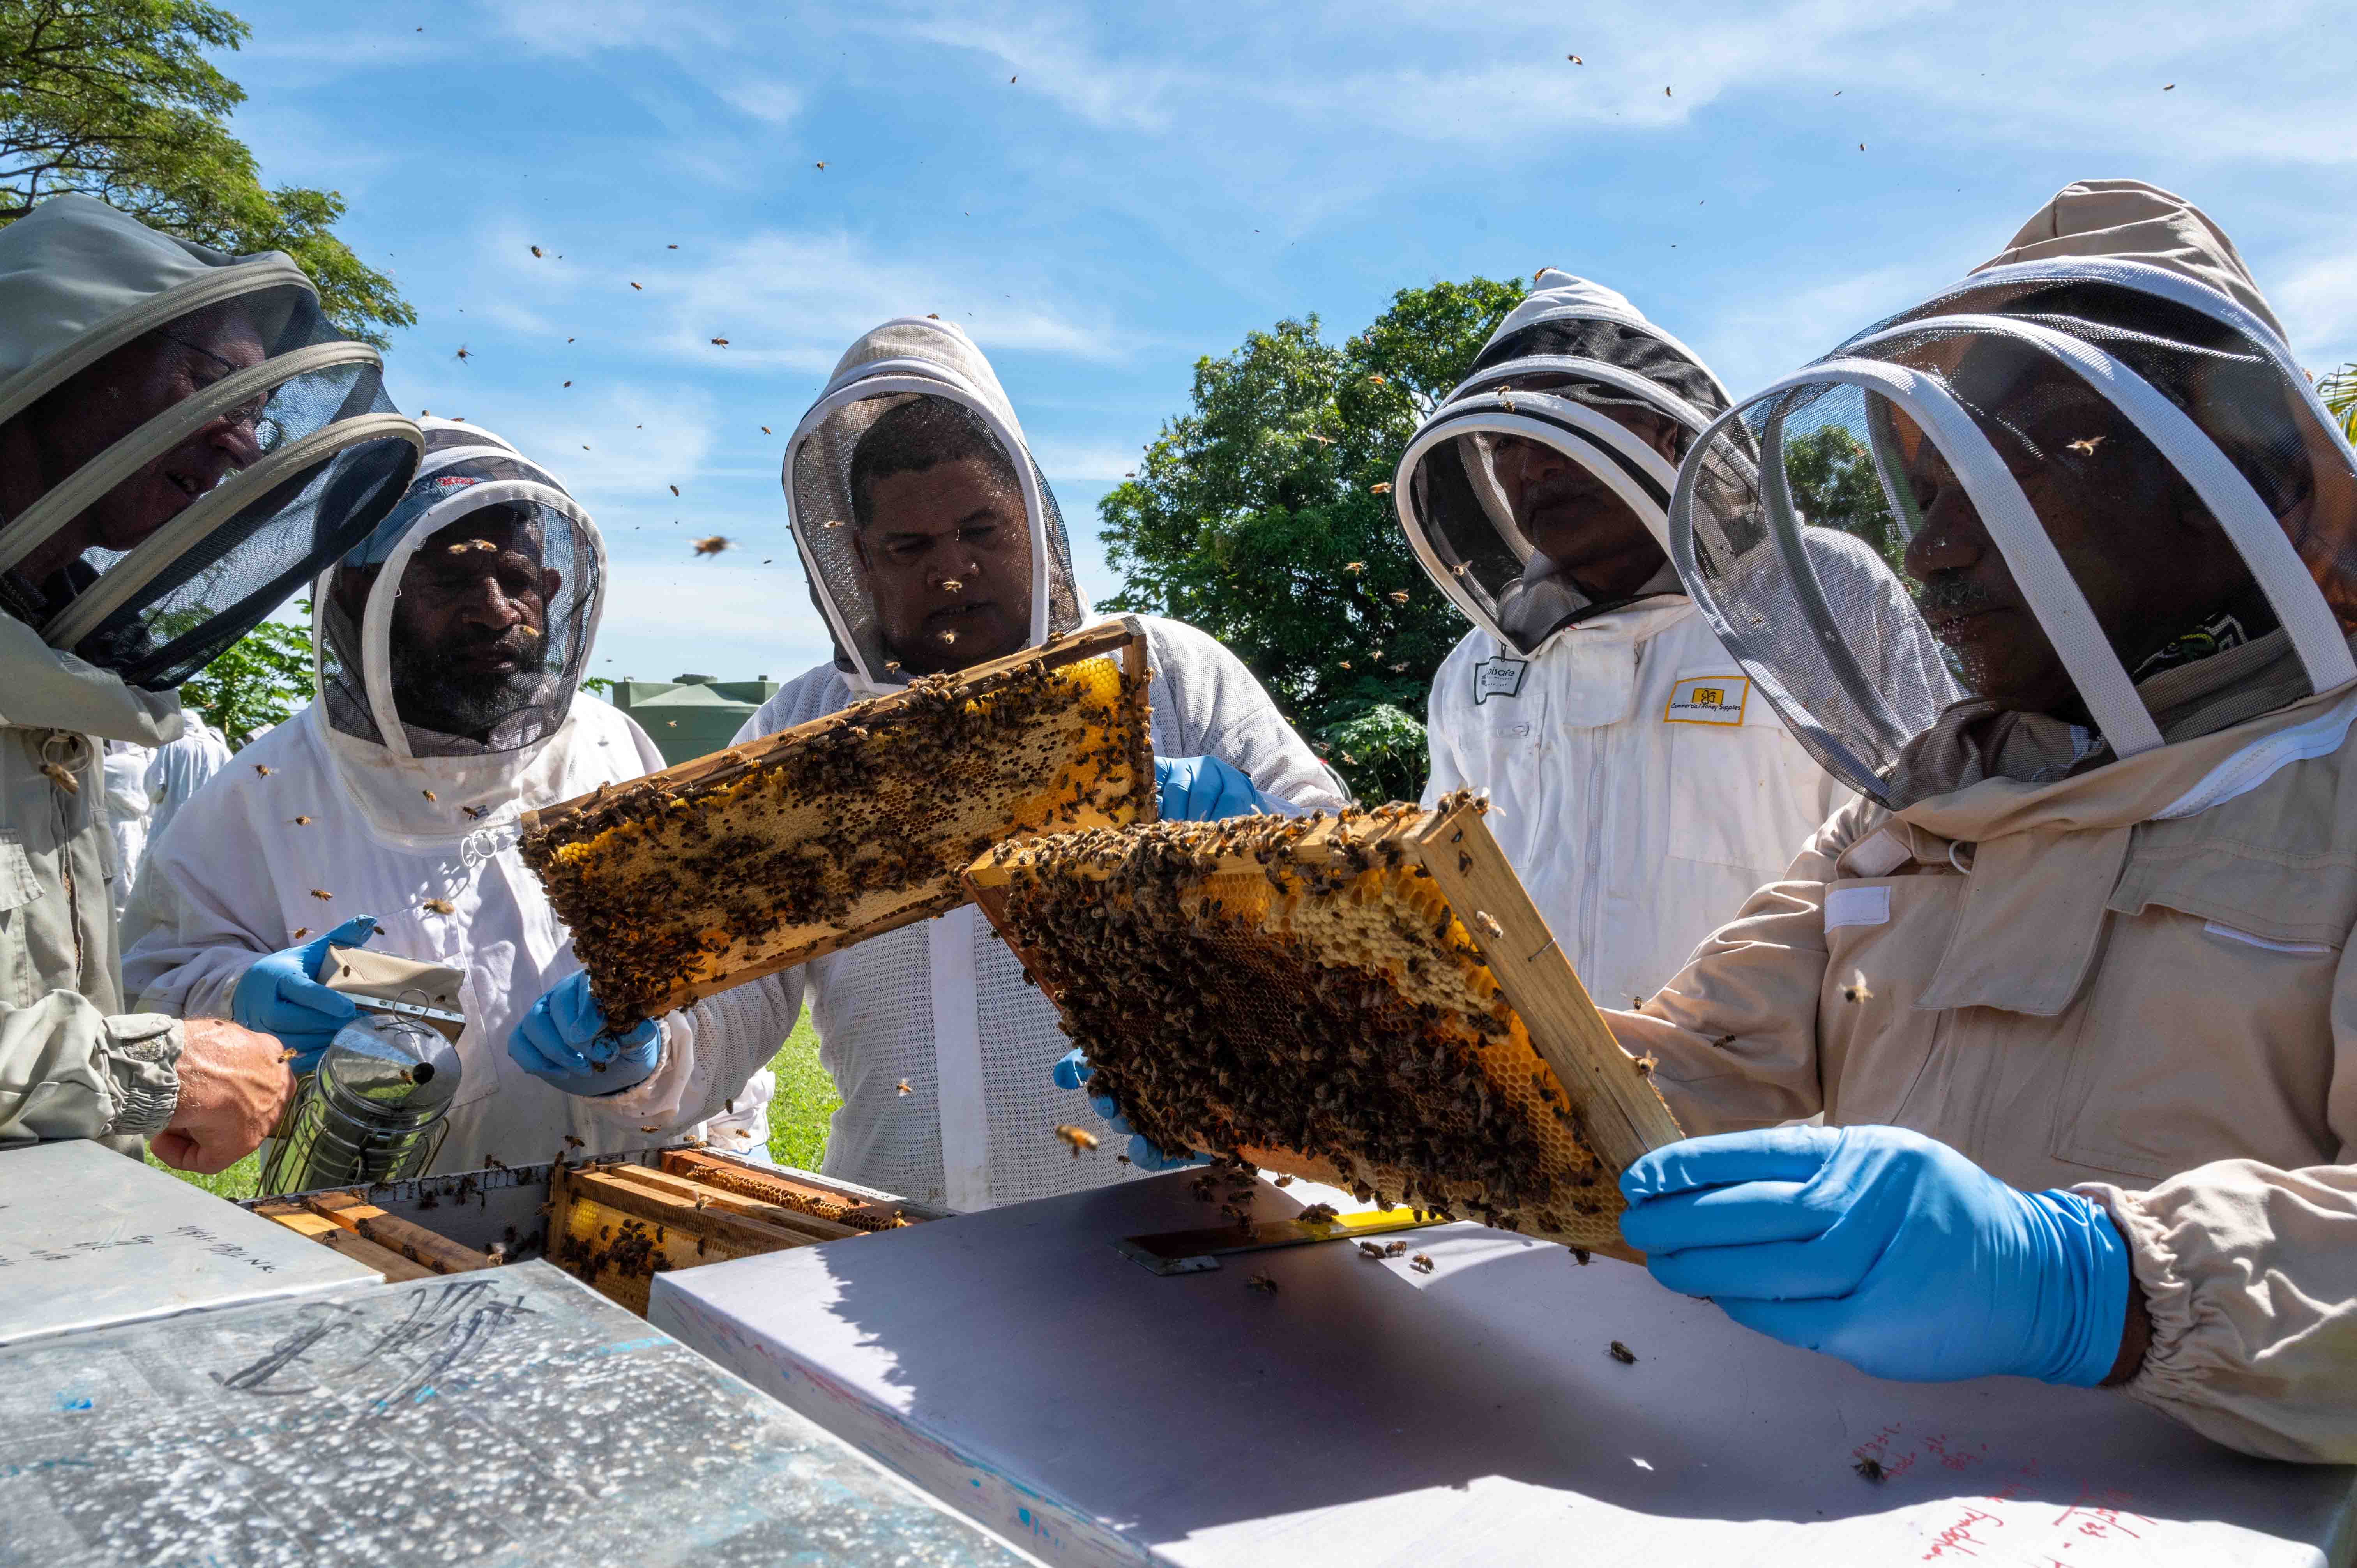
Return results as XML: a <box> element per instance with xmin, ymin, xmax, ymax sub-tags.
<box><xmin>1397</xmin><ymin>272</ymin><xmax>1953</xmax><ymax>1012</ymax></box>
<box><xmin>0</xmin><ymin>193</ymin><xmax>421</xmax><ymax>1171</ymax></box>
<box><xmin>124</xmin><ymin>420</ymin><xmax>772</xmax><ymax>1177</ymax></box>
<box><xmin>509</xmin><ymin>317</ymin><xmax>1346</xmax><ymax>1211</ymax></box>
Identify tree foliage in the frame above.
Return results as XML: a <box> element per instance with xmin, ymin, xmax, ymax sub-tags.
<box><xmin>1100</xmin><ymin>277</ymin><xmax>1525</xmax><ymax>801</ymax></box>
<box><xmin>2322</xmin><ymin>362</ymin><xmax>2357</xmax><ymax>446</ymax></box>
<box><xmin>176</xmin><ymin>611</ymin><xmax>306</xmax><ymax>747</ymax></box>
<box><xmin>0</xmin><ymin>0</ymin><xmax>412</xmax><ymax>344</ymax></box>
<box><xmin>1782</xmin><ymin>425</ymin><xmax>1904</xmax><ymax>571</ymax></box>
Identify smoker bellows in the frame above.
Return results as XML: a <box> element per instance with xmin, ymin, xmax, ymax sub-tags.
<box><xmin>964</xmin><ymin>796</ymin><xmax>1683</xmax><ymax>1259</ymax></box>
<box><xmin>520</xmin><ymin>620</ymin><xmax>1154</xmax><ymax>1028</ymax></box>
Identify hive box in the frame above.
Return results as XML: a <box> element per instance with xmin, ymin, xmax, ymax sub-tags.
<box><xmin>0</xmin><ymin>1140</ymin><xmax>378</xmax><ymax>1348</ymax></box>
<box><xmin>652</xmin><ymin>1169</ymin><xmax>2357</xmax><ymax>1568</ymax></box>
<box><xmin>0</xmin><ymin>1259</ymin><xmax>1040</xmax><ymax>1567</ymax></box>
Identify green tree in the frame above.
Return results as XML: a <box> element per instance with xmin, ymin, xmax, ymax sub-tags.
<box><xmin>0</xmin><ymin>0</ymin><xmax>412</xmax><ymax>344</ymax></box>
<box><xmin>1781</xmin><ymin>425</ymin><xmax>1903</xmax><ymax>571</ymax></box>
<box><xmin>176</xmin><ymin>611</ymin><xmax>306</xmax><ymax>746</ymax></box>
<box><xmin>1100</xmin><ymin>278</ymin><xmax>1525</xmax><ymax>802</ymax></box>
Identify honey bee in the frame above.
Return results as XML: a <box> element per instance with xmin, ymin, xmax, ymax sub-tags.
<box><xmin>279</xmin><ymin>1046</ymin><xmax>299</xmax><ymax>1062</ymax></box>
<box><xmin>940</xmin><ymin>579</ymin><xmax>964</xmax><ymax>593</ymax></box>
<box><xmin>291</xmin><ymin>815</ymin><xmax>311</xmax><ymax>826</ymax></box>
<box><xmin>290</xmin><ymin>927</ymin><xmax>310</xmax><ymax>940</ymax></box>
<box><xmin>1369</xmin><ymin>481</ymin><xmax>1392</xmax><ymax>494</ymax></box>
<box><xmin>1343</xmin><ymin>561</ymin><xmax>1366</xmax><ymax>574</ymax></box>
<box><xmin>309</xmin><ymin>888</ymin><xmax>333</xmax><ymax>901</ymax></box>
<box><xmin>1297</xmin><ymin>1202</ymin><xmax>1338</xmax><ymax>1224</ymax></box>
<box><xmin>938</xmin><ymin>629</ymin><xmax>958</xmax><ymax>646</ymax></box>
<box><xmin>896</xmin><ymin>1078</ymin><xmax>914</xmax><ymax>1096</ymax></box>
<box><xmin>1272</xmin><ymin>1175</ymin><xmax>1293</xmax><ymax>1187</ymax></box>
<box><xmin>639</xmin><ymin>1125</ymin><xmax>661</xmax><ymax>1134</ymax></box>
<box><xmin>1384</xmin><ymin>1241</ymin><xmax>1408</xmax><ymax>1257</ymax></box>
<box><xmin>1388</xmin><ymin>590</ymin><xmax>1409</xmax><ymax>604</ymax></box>
<box><xmin>1633</xmin><ymin>1052</ymin><xmax>1659</xmax><ymax>1077</ymax></box>
<box><xmin>253</xmin><ymin>763</ymin><xmax>273</xmax><ymax>776</ymax></box>
<box><xmin>1472</xmin><ymin>910</ymin><xmax>1504</xmax><ymax>940</ymax></box>
<box><xmin>1853</xmin><ymin>1455</ymin><xmax>1887</xmax><ymax>1482</ymax></box>
<box><xmin>1053</xmin><ymin>1123</ymin><xmax>1100</xmax><ymax>1157</ymax></box>
<box><xmin>462</xmin><ymin>804</ymin><xmax>492</xmax><ymax>819</ymax></box>
<box><xmin>422</xmin><ymin>897</ymin><xmax>456</xmax><ymax>915</ymax></box>
<box><xmin>454</xmin><ymin>344</ymin><xmax>473</xmax><ymax>362</ymax></box>
<box><xmin>1608</xmin><ymin>1340</ymin><xmax>1637</xmax><ymax>1365</ymax></box>
<box><xmin>1410</xmin><ymin>1253</ymin><xmax>1435</xmax><ymax>1273</ymax></box>
<box><xmin>1357</xmin><ymin>1241</ymin><xmax>1386</xmax><ymax>1259</ymax></box>
<box><xmin>2065</xmin><ymin>435</ymin><xmax>2108</xmax><ymax>457</ymax></box>
<box><xmin>564</xmin><ymin>1134</ymin><xmax>584</xmax><ymax>1148</ymax></box>
<box><xmin>1570</xmin><ymin>1246</ymin><xmax>1591</xmax><ymax>1265</ymax></box>
<box><xmin>691</xmin><ymin>535</ymin><xmax>731</xmax><ymax>556</ymax></box>
<box><xmin>421</xmin><ymin>788</ymin><xmax>437</xmax><ymax>802</ymax></box>
<box><xmin>1842</xmin><ymin>970</ymin><xmax>1874</xmax><ymax>1004</ymax></box>
<box><xmin>1246</xmin><ymin>1272</ymin><xmax>1279</xmax><ymax>1294</ymax></box>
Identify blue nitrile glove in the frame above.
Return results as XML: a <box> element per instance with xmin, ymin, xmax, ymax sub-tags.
<box><xmin>231</xmin><ymin>915</ymin><xmax>379</xmax><ymax>1071</ymax></box>
<box><xmin>1053</xmin><ymin>1047</ymin><xmax>1206</xmax><ymax>1172</ymax></box>
<box><xmin>507</xmin><ymin>971</ymin><xmax>662</xmax><ymax>1096</ymax></box>
<box><xmin>1154</xmin><ymin>755</ymin><xmax>1272</xmax><ymax>822</ymax></box>
<box><xmin>1619</xmin><ymin>1125</ymin><xmax>2131</xmax><ymax>1388</ymax></box>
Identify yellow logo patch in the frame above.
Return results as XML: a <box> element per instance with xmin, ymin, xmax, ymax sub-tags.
<box><xmin>1664</xmin><ymin>675</ymin><xmax>1750</xmax><ymax>726</ymax></box>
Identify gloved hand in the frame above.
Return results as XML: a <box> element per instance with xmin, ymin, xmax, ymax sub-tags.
<box><xmin>230</xmin><ymin>915</ymin><xmax>379</xmax><ymax>1071</ymax></box>
<box><xmin>507</xmin><ymin>971</ymin><xmax>662</xmax><ymax>1096</ymax></box>
<box><xmin>1619</xmin><ymin>1125</ymin><xmax>2131</xmax><ymax>1387</ymax></box>
<box><xmin>1053</xmin><ymin>1048</ymin><xmax>1205</xmax><ymax>1172</ymax></box>
<box><xmin>1154</xmin><ymin>755</ymin><xmax>1269</xmax><ymax>822</ymax></box>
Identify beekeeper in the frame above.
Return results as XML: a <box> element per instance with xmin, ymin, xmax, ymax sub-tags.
<box><xmin>124</xmin><ymin>420</ymin><xmax>772</xmax><ymax>1178</ymax></box>
<box><xmin>508</xmin><ymin>317</ymin><xmax>1347</xmax><ymax>1211</ymax></box>
<box><xmin>1608</xmin><ymin>180</ymin><xmax>2357</xmax><ymax>1465</ymax></box>
<box><xmin>142</xmin><ymin>714</ymin><xmax>231</xmax><ymax>846</ymax></box>
<box><xmin>0</xmin><ymin>194</ymin><xmax>421</xmax><ymax>1171</ymax></box>
<box><xmin>1397</xmin><ymin>274</ymin><xmax>1953</xmax><ymax>1012</ymax></box>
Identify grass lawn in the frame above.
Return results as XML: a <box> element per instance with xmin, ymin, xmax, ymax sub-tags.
<box><xmin>150</xmin><ymin>1012</ymin><xmax>837</xmax><ymax>1200</ymax></box>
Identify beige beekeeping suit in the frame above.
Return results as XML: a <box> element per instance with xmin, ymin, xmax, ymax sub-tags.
<box><xmin>1617</xmin><ymin>180</ymin><xmax>2357</xmax><ymax>1463</ymax></box>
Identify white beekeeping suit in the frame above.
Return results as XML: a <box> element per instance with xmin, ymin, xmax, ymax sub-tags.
<box><xmin>1397</xmin><ymin>272</ymin><xmax>1954</xmax><ymax>1012</ymax></box>
<box><xmin>142</xmin><ymin>717</ymin><xmax>231</xmax><ymax>847</ymax></box>
<box><xmin>100</xmin><ymin>739</ymin><xmax>153</xmax><ymax>918</ymax></box>
<box><xmin>124</xmin><ymin>420</ymin><xmax>773</xmax><ymax>1174</ymax></box>
<box><xmin>658</xmin><ymin>316</ymin><xmax>1347</xmax><ymax>1211</ymax></box>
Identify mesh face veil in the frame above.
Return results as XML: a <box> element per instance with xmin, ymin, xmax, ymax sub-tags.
<box><xmin>1394</xmin><ymin>272</ymin><xmax>1733</xmax><ymax>656</ymax></box>
<box><xmin>783</xmin><ymin>317</ymin><xmax>1083</xmax><ymax>691</ymax></box>
<box><xmin>1670</xmin><ymin>254</ymin><xmax>2357</xmax><ymax>809</ymax></box>
<box><xmin>0</xmin><ymin>196</ymin><xmax>420</xmax><ymax>689</ymax></box>
<box><xmin>315</xmin><ymin>420</ymin><xmax>604</xmax><ymax>759</ymax></box>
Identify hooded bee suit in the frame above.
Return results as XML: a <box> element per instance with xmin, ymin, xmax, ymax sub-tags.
<box><xmin>123</xmin><ymin>420</ymin><xmax>772</xmax><ymax>1174</ymax></box>
<box><xmin>0</xmin><ymin>195</ymin><xmax>419</xmax><ymax>1152</ymax></box>
<box><xmin>652</xmin><ymin>316</ymin><xmax>1345</xmax><ymax>1211</ymax></box>
<box><xmin>1399</xmin><ymin>274</ymin><xmax>1952</xmax><ymax>1012</ymax></box>
<box><xmin>1611</xmin><ymin>180</ymin><xmax>2357</xmax><ymax>1462</ymax></box>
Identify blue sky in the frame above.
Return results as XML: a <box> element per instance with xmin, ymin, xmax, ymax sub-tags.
<box><xmin>222</xmin><ymin>1</ymin><xmax>2357</xmax><ymax>687</ymax></box>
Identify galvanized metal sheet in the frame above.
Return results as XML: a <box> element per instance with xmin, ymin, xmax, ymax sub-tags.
<box><xmin>0</xmin><ymin>1259</ymin><xmax>1036</xmax><ymax>1566</ymax></box>
<box><xmin>0</xmin><ymin>1141</ymin><xmax>377</xmax><ymax>1348</ymax></box>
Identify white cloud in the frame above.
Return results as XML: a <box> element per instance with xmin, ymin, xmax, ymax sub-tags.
<box><xmin>1026</xmin><ymin>440</ymin><xmax>1145</xmax><ymax>484</ymax></box>
<box><xmin>2273</xmin><ymin>247</ymin><xmax>2357</xmax><ymax>367</ymax></box>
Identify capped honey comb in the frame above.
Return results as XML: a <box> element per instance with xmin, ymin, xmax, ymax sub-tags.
<box><xmin>521</xmin><ymin>620</ymin><xmax>1154</xmax><ymax>1028</ymax></box>
<box><xmin>966</xmin><ymin>797</ymin><xmax>1682</xmax><ymax>1259</ymax></box>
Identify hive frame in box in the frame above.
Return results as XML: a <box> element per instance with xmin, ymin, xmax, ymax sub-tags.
<box><xmin>521</xmin><ymin>618</ymin><xmax>1155</xmax><ymax>1026</ymax></box>
<box><xmin>965</xmin><ymin>798</ymin><xmax>1684</xmax><ymax>1261</ymax></box>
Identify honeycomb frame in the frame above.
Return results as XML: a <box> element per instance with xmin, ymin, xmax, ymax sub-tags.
<box><xmin>965</xmin><ymin>798</ymin><xmax>1683</xmax><ymax>1260</ymax></box>
<box><xmin>521</xmin><ymin>619</ymin><xmax>1155</xmax><ymax>1027</ymax></box>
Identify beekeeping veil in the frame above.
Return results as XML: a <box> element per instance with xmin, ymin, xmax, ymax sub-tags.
<box><xmin>1670</xmin><ymin>179</ymin><xmax>2357</xmax><ymax>810</ymax></box>
<box><xmin>314</xmin><ymin>419</ymin><xmax>602</xmax><ymax>768</ymax></box>
<box><xmin>0</xmin><ymin>195</ymin><xmax>420</xmax><ymax>690</ymax></box>
<box><xmin>1394</xmin><ymin>271</ymin><xmax>1733</xmax><ymax>656</ymax></box>
<box><xmin>783</xmin><ymin>316</ymin><xmax>1084</xmax><ymax>692</ymax></box>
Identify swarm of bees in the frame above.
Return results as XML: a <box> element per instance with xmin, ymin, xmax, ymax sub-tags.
<box><xmin>968</xmin><ymin>796</ymin><xmax>1630</xmax><ymax>1254</ymax></box>
<box><xmin>518</xmin><ymin>627</ymin><xmax>1154</xmax><ymax>1029</ymax></box>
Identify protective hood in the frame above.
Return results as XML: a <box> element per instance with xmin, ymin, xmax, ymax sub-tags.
<box><xmin>781</xmin><ymin>316</ymin><xmax>1084</xmax><ymax>693</ymax></box>
<box><xmin>1670</xmin><ymin>178</ymin><xmax>2357</xmax><ymax>809</ymax></box>
<box><xmin>307</xmin><ymin>419</ymin><xmax>605</xmax><ymax>840</ymax></box>
<box><xmin>0</xmin><ymin>194</ymin><xmax>420</xmax><ymax>689</ymax></box>
<box><xmin>1394</xmin><ymin>271</ymin><xmax>1733</xmax><ymax>656</ymax></box>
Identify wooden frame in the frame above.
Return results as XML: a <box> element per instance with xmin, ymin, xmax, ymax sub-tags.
<box><xmin>520</xmin><ymin>619</ymin><xmax>1155</xmax><ymax>1024</ymax></box>
<box><xmin>966</xmin><ymin>799</ymin><xmax>1682</xmax><ymax>1257</ymax></box>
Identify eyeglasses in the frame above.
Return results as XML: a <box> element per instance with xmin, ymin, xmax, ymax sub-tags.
<box><xmin>156</xmin><ymin>329</ymin><xmax>281</xmax><ymax>453</ymax></box>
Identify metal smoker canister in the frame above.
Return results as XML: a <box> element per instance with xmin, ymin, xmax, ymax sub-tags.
<box><xmin>259</xmin><ymin>1008</ymin><xmax>464</xmax><ymax>1194</ymax></box>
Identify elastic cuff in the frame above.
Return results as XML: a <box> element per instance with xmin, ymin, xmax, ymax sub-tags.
<box><xmin>100</xmin><ymin>1014</ymin><xmax>183</xmax><ymax>1135</ymax></box>
<box><xmin>2073</xmin><ymin>1182</ymin><xmax>2208</xmax><ymax>1405</ymax></box>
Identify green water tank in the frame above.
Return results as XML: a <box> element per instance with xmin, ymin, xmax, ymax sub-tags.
<box><xmin>609</xmin><ymin>673</ymin><xmax>782</xmax><ymax>766</ymax></box>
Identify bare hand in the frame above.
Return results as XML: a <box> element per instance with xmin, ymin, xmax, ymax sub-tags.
<box><xmin>150</xmin><ymin>1018</ymin><xmax>295</xmax><ymax>1174</ymax></box>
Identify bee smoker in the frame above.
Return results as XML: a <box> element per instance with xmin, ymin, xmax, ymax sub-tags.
<box><xmin>259</xmin><ymin>999</ymin><xmax>466</xmax><ymax>1194</ymax></box>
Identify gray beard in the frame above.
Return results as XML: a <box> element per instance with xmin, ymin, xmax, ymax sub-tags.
<box><xmin>388</xmin><ymin>641</ymin><xmax>551</xmax><ymax>738</ymax></box>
